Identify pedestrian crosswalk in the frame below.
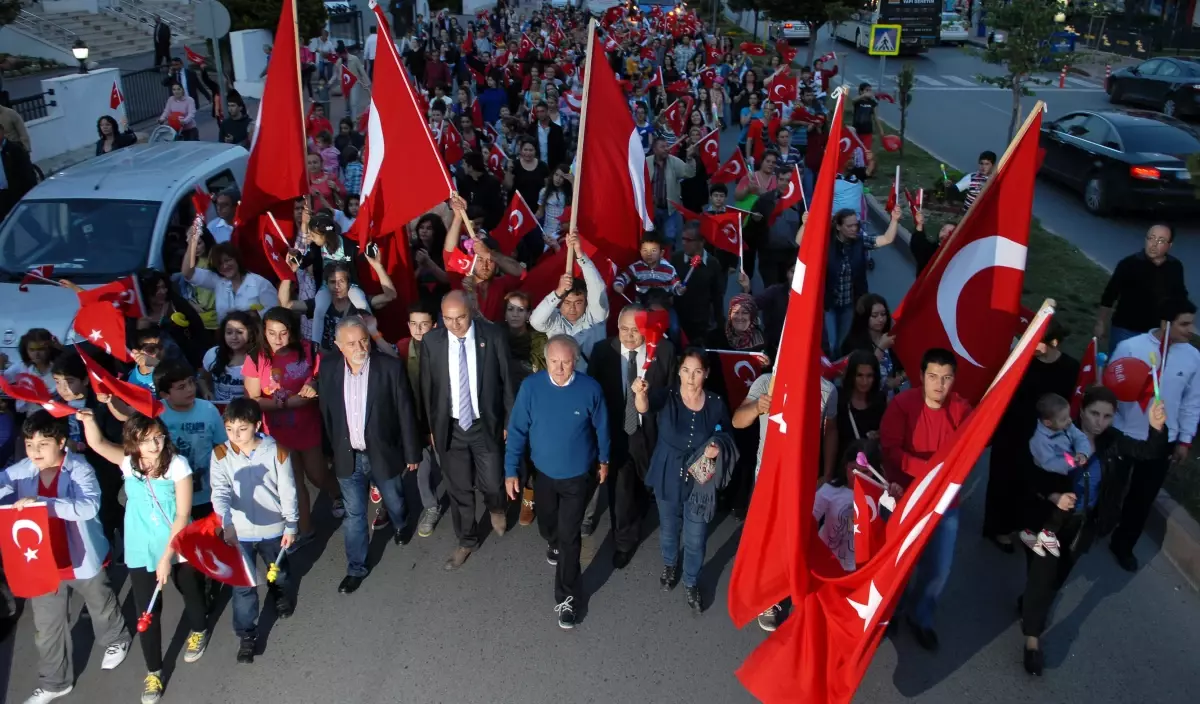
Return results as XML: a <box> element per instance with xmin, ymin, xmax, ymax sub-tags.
<box><xmin>848</xmin><ymin>73</ymin><xmax>1106</xmax><ymax>92</ymax></box>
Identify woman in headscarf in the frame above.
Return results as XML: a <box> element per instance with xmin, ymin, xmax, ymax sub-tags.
<box><xmin>707</xmin><ymin>293</ymin><xmax>765</xmax><ymax>518</ymax></box>
<box><xmin>708</xmin><ymin>293</ymin><xmax>765</xmax><ymax>353</ymax></box>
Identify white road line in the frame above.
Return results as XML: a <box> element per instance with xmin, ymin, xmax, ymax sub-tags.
<box><xmin>943</xmin><ymin>75</ymin><xmax>978</xmax><ymax>87</ymax></box>
<box><xmin>914</xmin><ymin>75</ymin><xmax>947</xmax><ymax>87</ymax></box>
<box><xmin>1064</xmin><ymin>76</ymin><xmax>1101</xmax><ymax>88</ymax></box>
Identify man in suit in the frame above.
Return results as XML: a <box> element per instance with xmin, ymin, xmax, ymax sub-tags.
<box><xmin>419</xmin><ymin>290</ymin><xmax>514</xmax><ymax>570</ymax></box>
<box><xmin>162</xmin><ymin>56</ymin><xmax>211</xmax><ymax>108</ymax></box>
<box><xmin>587</xmin><ymin>304</ymin><xmax>677</xmax><ymax>568</ymax></box>
<box><xmin>153</xmin><ymin>15</ymin><xmax>171</xmax><ymax>67</ymax></box>
<box><xmin>317</xmin><ymin>316</ymin><xmax>421</xmax><ymax>594</ymax></box>
<box><xmin>526</xmin><ymin>101</ymin><xmax>566</xmax><ymax>168</ymax></box>
<box><xmin>0</xmin><ymin>122</ymin><xmax>37</xmax><ymax>223</ymax></box>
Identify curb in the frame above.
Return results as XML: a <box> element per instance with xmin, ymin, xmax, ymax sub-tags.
<box><xmin>862</xmin><ymin>180</ymin><xmax>1200</xmax><ymax>592</ymax></box>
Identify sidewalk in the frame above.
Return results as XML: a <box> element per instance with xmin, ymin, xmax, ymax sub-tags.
<box><xmin>964</xmin><ymin>34</ymin><xmax>1142</xmax><ymax>73</ymax></box>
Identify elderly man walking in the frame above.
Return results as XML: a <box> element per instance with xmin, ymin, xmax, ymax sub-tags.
<box><xmin>505</xmin><ymin>335</ymin><xmax>610</xmax><ymax>629</ymax></box>
<box><xmin>317</xmin><ymin>316</ymin><xmax>421</xmax><ymax>595</ymax></box>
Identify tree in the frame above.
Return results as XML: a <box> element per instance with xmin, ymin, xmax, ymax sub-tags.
<box><xmin>976</xmin><ymin>0</ymin><xmax>1073</xmax><ymax>141</ymax></box>
<box><xmin>753</xmin><ymin>0</ymin><xmax>851</xmax><ymax>66</ymax></box>
<box><xmin>223</xmin><ymin>0</ymin><xmax>328</xmax><ymax>41</ymax></box>
<box><xmin>896</xmin><ymin>62</ymin><xmax>915</xmax><ymax>161</ymax></box>
<box><xmin>0</xmin><ymin>0</ymin><xmax>20</xmax><ymax>28</ymax></box>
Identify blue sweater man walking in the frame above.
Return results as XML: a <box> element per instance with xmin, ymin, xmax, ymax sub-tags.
<box><xmin>505</xmin><ymin>335</ymin><xmax>610</xmax><ymax>630</ymax></box>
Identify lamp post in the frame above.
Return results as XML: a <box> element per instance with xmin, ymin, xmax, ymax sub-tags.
<box><xmin>72</xmin><ymin>39</ymin><xmax>90</xmax><ymax>74</ymax></box>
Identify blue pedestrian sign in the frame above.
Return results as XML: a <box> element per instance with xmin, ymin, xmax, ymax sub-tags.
<box><xmin>869</xmin><ymin>24</ymin><xmax>902</xmax><ymax>56</ymax></box>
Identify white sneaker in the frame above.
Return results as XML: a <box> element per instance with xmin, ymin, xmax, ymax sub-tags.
<box><xmin>1038</xmin><ymin>530</ymin><xmax>1061</xmax><ymax>558</ymax></box>
<box><xmin>23</xmin><ymin>686</ymin><xmax>73</xmax><ymax>704</ymax></box>
<box><xmin>1019</xmin><ymin>530</ymin><xmax>1045</xmax><ymax>557</ymax></box>
<box><xmin>101</xmin><ymin>640</ymin><xmax>130</xmax><ymax>670</ymax></box>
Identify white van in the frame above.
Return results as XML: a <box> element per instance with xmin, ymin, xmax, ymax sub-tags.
<box><xmin>0</xmin><ymin>142</ymin><xmax>248</xmax><ymax>357</ymax></box>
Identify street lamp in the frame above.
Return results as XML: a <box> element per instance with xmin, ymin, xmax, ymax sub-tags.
<box><xmin>72</xmin><ymin>39</ymin><xmax>89</xmax><ymax>74</ymax></box>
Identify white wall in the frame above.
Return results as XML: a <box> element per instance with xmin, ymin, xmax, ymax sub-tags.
<box><xmin>230</xmin><ymin>29</ymin><xmax>273</xmax><ymax>101</ymax></box>
<box><xmin>27</xmin><ymin>68</ymin><xmax>129</xmax><ymax>163</ymax></box>
<box><xmin>0</xmin><ymin>26</ymin><xmax>76</xmax><ymax>65</ymax></box>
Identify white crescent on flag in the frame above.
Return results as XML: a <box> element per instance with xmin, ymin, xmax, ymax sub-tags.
<box><xmin>936</xmin><ymin>236</ymin><xmax>1028</xmax><ymax>367</ymax></box>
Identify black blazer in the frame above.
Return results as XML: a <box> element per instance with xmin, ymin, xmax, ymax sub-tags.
<box><xmin>589</xmin><ymin>336</ymin><xmax>677</xmax><ymax>469</ymax></box>
<box><xmin>419</xmin><ymin>322</ymin><xmax>513</xmax><ymax>456</ymax></box>
<box><xmin>0</xmin><ymin>139</ymin><xmax>36</xmax><ymax>203</ymax></box>
<box><xmin>525</xmin><ymin>120</ymin><xmax>567</xmax><ymax>169</ymax></box>
<box><xmin>317</xmin><ymin>350</ymin><xmax>421</xmax><ymax>480</ymax></box>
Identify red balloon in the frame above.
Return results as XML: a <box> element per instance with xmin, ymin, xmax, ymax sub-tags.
<box><xmin>882</xmin><ymin>134</ymin><xmax>902</xmax><ymax>152</ymax></box>
<box><xmin>1102</xmin><ymin>357</ymin><xmax>1151</xmax><ymax>402</ymax></box>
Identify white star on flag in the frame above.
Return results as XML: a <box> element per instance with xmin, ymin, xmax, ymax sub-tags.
<box><xmin>89</xmin><ymin>330</ymin><xmax>104</xmax><ymax>342</ymax></box>
<box><xmin>24</xmin><ymin>547</ymin><xmax>39</xmax><ymax>562</ymax></box>
<box><xmin>847</xmin><ymin>580</ymin><xmax>882</xmax><ymax>631</ymax></box>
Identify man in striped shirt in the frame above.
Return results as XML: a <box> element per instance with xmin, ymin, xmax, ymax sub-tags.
<box><xmin>612</xmin><ymin>235</ymin><xmax>684</xmax><ymax>299</ymax></box>
<box><xmin>955</xmin><ymin>150</ymin><xmax>996</xmax><ymax>213</ymax></box>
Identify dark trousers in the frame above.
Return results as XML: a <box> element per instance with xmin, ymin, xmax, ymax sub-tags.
<box><xmin>154</xmin><ymin>43</ymin><xmax>170</xmax><ymax>67</ymax></box>
<box><xmin>759</xmin><ymin>247</ymin><xmax>798</xmax><ymax>288</ymax></box>
<box><xmin>1021</xmin><ymin>520</ymin><xmax>1082</xmax><ymax>637</ymax></box>
<box><xmin>609</xmin><ymin>456</ymin><xmax>647</xmax><ymax>553</ymax></box>
<box><xmin>981</xmin><ymin>443</ymin><xmax>1028</xmax><ymax>539</ymax></box>
<box><xmin>535</xmin><ymin>472</ymin><xmax>589</xmax><ymax>604</ymax></box>
<box><xmin>1110</xmin><ymin>448</ymin><xmax>1174</xmax><ymax>557</ymax></box>
<box><xmin>129</xmin><ymin>564</ymin><xmax>208</xmax><ymax>672</ymax></box>
<box><xmin>444</xmin><ymin>422</ymin><xmax>504</xmax><ymax>548</ymax></box>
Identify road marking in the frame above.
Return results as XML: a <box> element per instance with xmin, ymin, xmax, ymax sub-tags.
<box><xmin>943</xmin><ymin>75</ymin><xmax>978</xmax><ymax>87</ymax></box>
<box><xmin>978</xmin><ymin>101</ymin><xmax>1010</xmax><ymax>116</ymax></box>
<box><xmin>906</xmin><ymin>86</ymin><xmax>1104</xmax><ymax>93</ymax></box>
<box><xmin>914</xmin><ymin>75</ymin><xmax>947</xmax><ymax>87</ymax></box>
<box><xmin>1064</xmin><ymin>76</ymin><xmax>1101</xmax><ymax>88</ymax></box>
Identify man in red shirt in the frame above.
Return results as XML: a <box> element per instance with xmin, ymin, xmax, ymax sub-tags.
<box><xmin>879</xmin><ymin>348</ymin><xmax>972</xmax><ymax>652</ymax></box>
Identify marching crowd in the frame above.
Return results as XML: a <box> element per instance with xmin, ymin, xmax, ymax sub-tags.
<box><xmin>2</xmin><ymin>2</ymin><xmax>1199</xmax><ymax>704</ymax></box>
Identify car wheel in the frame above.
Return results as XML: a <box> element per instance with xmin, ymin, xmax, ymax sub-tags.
<box><xmin>1163</xmin><ymin>95</ymin><xmax>1178</xmax><ymax>117</ymax></box>
<box><xmin>1084</xmin><ymin>175</ymin><xmax>1110</xmax><ymax>215</ymax></box>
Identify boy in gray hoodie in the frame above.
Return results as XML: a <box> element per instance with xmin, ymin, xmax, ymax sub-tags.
<box><xmin>210</xmin><ymin>398</ymin><xmax>298</xmax><ymax>664</ymax></box>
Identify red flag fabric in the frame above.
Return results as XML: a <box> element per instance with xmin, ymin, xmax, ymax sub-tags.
<box><xmin>740</xmin><ymin>42</ymin><xmax>766</xmax><ymax>56</ymax></box>
<box><xmin>706</xmin><ymin>45</ymin><xmax>721</xmax><ymax>65</ymax></box>
<box><xmin>727</xmin><ymin>93</ymin><xmax>847</xmax><ymax>631</ymax></box>
<box><xmin>882</xmin><ymin>134</ymin><xmax>902</xmax><ymax>152</ymax></box>
<box><xmin>837</xmin><ymin>124</ymin><xmax>865</xmax><ymax>172</ymax></box>
<box><xmin>903</xmin><ymin>188</ymin><xmax>920</xmax><ymax>222</ymax></box>
<box><xmin>768</xmin><ymin>78</ymin><xmax>796</xmax><ymax>105</ymax></box>
<box><xmin>262</xmin><ymin>217</ymin><xmax>297</xmax><ymax>283</ymax></box>
<box><xmin>172</xmin><ymin>514</ymin><xmax>257</xmax><ymax>588</ymax></box>
<box><xmin>647</xmin><ymin>66</ymin><xmax>663</xmax><ymax>88</ymax></box>
<box><xmin>821</xmin><ymin>353</ymin><xmax>850</xmax><ymax>381</ymax></box>
<box><xmin>18</xmin><ymin>265</ymin><xmax>54</xmax><ymax>293</ymax></box>
<box><xmin>702</xmin><ymin>212</ymin><xmax>742</xmax><ymax>256</ymax></box>
<box><xmin>737</xmin><ymin>307</ymin><xmax>1052</xmax><ymax>704</ymax></box>
<box><xmin>444</xmin><ymin>249</ymin><xmax>477</xmax><ymax>277</ymax></box>
<box><xmin>634</xmin><ymin>309</ymin><xmax>669</xmax><ymax>370</ymax></box>
<box><xmin>697</xmin><ymin>66</ymin><xmax>717</xmax><ymax>89</ymax></box>
<box><xmin>711</xmin><ymin>151</ymin><xmax>749</xmax><ymax>185</ymax></box>
<box><xmin>891</xmin><ymin>108</ymin><xmax>1042</xmax><ymax>403</ymax></box>
<box><xmin>712</xmin><ymin>350</ymin><xmax>767</xmax><ymax>408</ymax></box>
<box><xmin>696</xmin><ymin>128</ymin><xmax>721</xmax><ymax>173</ymax></box>
<box><xmin>76</xmin><ymin>346</ymin><xmax>163</xmax><ymax>418</ymax></box>
<box><xmin>573</xmin><ymin>30</ymin><xmax>654</xmax><ymax>270</ymax></box>
<box><xmin>1071</xmin><ymin>337</ymin><xmax>1098</xmax><ymax>417</ymax></box>
<box><xmin>440</xmin><ymin>121</ymin><xmax>465</xmax><ymax>165</ymax></box>
<box><xmin>519</xmin><ymin>33</ymin><xmax>535</xmax><ymax>57</ymax></box>
<box><xmin>665</xmin><ymin>79</ymin><xmax>690</xmax><ymax>94</ymax></box>
<box><xmin>669</xmin><ymin>200</ymin><xmax>702</xmax><ymax>223</ymax></box>
<box><xmin>640</xmin><ymin>46</ymin><xmax>656</xmax><ymax>61</ymax></box>
<box><xmin>498</xmin><ymin>190</ymin><xmax>539</xmax><ymax>255</ymax></box>
<box><xmin>885</xmin><ymin>166</ymin><xmax>900</xmax><ymax>212</ymax></box>
<box><xmin>875</xmin><ymin>91</ymin><xmax>896</xmax><ymax>104</ymax></box>
<box><xmin>185</xmin><ymin>47</ymin><xmax>206</xmax><ymax>65</ymax></box>
<box><xmin>461</xmin><ymin>30</ymin><xmax>474</xmax><ymax>54</ymax></box>
<box><xmin>109</xmin><ymin>82</ymin><xmax>124</xmax><ymax>109</ymax></box>
<box><xmin>0</xmin><ymin>505</ymin><xmax>63</xmax><ymax>597</ymax></box>
<box><xmin>72</xmin><ymin>301</ymin><xmax>130</xmax><ymax>363</ymax></box>
<box><xmin>191</xmin><ymin>185</ymin><xmax>212</xmax><ymax>218</ymax></box>
<box><xmin>770</xmin><ymin>166</ymin><xmax>805</xmax><ymax>224</ymax></box>
<box><xmin>340</xmin><ymin>64</ymin><xmax>358</xmax><ymax>93</ymax></box>
<box><xmin>486</xmin><ymin>142</ymin><xmax>507</xmax><ymax>180</ymax></box>
<box><xmin>0</xmin><ymin>374</ymin><xmax>76</xmax><ymax>418</ymax></box>
<box><xmin>77</xmin><ymin>275</ymin><xmax>146</xmax><ymax>319</ymax></box>
<box><xmin>746</xmin><ymin>120</ymin><xmax>766</xmax><ymax>164</ymax></box>
<box><xmin>662</xmin><ymin>98</ymin><xmax>688</xmax><ymax>137</ymax></box>
<box><xmin>790</xmin><ymin>104</ymin><xmax>824</xmax><ymax>126</ymax></box>
<box><xmin>852</xmin><ymin>475</ymin><xmax>888</xmax><ymax>566</ymax></box>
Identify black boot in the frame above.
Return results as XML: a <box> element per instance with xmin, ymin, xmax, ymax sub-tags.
<box><xmin>685</xmin><ymin>585</ymin><xmax>703</xmax><ymax>614</ymax></box>
<box><xmin>269</xmin><ymin>585</ymin><xmax>294</xmax><ymax>619</ymax></box>
<box><xmin>236</xmin><ymin>636</ymin><xmax>256</xmax><ymax>664</ymax></box>
<box><xmin>1023</xmin><ymin>645</ymin><xmax>1044</xmax><ymax>676</ymax></box>
<box><xmin>659</xmin><ymin>565</ymin><xmax>679</xmax><ymax>591</ymax></box>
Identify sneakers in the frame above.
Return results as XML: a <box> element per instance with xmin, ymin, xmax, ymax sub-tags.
<box><xmin>659</xmin><ymin>565</ymin><xmax>679</xmax><ymax>591</ymax></box>
<box><xmin>1038</xmin><ymin>530</ymin><xmax>1061</xmax><ymax>558</ymax></box>
<box><xmin>685</xmin><ymin>585</ymin><xmax>703</xmax><ymax>614</ymax></box>
<box><xmin>1019</xmin><ymin>530</ymin><xmax>1045</xmax><ymax>557</ymax></box>
<box><xmin>100</xmin><ymin>640</ymin><xmax>130</xmax><ymax>670</ymax></box>
<box><xmin>269</xmin><ymin>585</ymin><xmax>294</xmax><ymax>619</ymax></box>
<box><xmin>417</xmin><ymin>506</ymin><xmax>441</xmax><ymax>537</ymax></box>
<box><xmin>757</xmin><ymin>604</ymin><xmax>781</xmax><ymax>632</ymax></box>
<box><xmin>554</xmin><ymin>596</ymin><xmax>576</xmax><ymax>629</ymax></box>
<box><xmin>22</xmin><ymin>687</ymin><xmax>73</xmax><ymax>704</ymax></box>
<box><xmin>183</xmin><ymin>630</ymin><xmax>208</xmax><ymax>663</ymax></box>
<box><xmin>330</xmin><ymin>498</ymin><xmax>346</xmax><ymax>519</ymax></box>
<box><xmin>370</xmin><ymin>485</ymin><xmax>382</xmax><ymax>504</ymax></box>
<box><xmin>141</xmin><ymin>672</ymin><xmax>164</xmax><ymax>704</ymax></box>
<box><xmin>372</xmin><ymin>509</ymin><xmax>391</xmax><ymax>530</ymax></box>
<box><xmin>546</xmin><ymin>544</ymin><xmax>560</xmax><ymax>566</ymax></box>
<box><xmin>236</xmin><ymin>636</ymin><xmax>256</xmax><ymax>664</ymax></box>
<box><xmin>519</xmin><ymin>488</ymin><xmax>536</xmax><ymax>526</ymax></box>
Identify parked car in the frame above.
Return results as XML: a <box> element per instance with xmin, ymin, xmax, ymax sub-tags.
<box><xmin>0</xmin><ymin>142</ymin><xmax>248</xmax><ymax>359</ymax></box>
<box><xmin>772</xmin><ymin>20</ymin><xmax>812</xmax><ymax>44</ymax></box>
<box><xmin>1038</xmin><ymin>109</ymin><xmax>1200</xmax><ymax>215</ymax></box>
<box><xmin>1106</xmin><ymin>57</ymin><xmax>1200</xmax><ymax>118</ymax></box>
<box><xmin>940</xmin><ymin>12</ymin><xmax>969</xmax><ymax>45</ymax></box>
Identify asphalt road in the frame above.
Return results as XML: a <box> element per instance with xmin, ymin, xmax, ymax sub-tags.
<box><xmin>811</xmin><ymin>30</ymin><xmax>1200</xmax><ymax>299</ymax></box>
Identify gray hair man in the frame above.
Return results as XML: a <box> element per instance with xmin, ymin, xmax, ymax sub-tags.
<box><xmin>529</xmin><ymin>229</ymin><xmax>610</xmax><ymax>373</ymax></box>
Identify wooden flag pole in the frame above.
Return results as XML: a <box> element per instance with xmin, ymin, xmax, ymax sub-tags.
<box><xmin>566</xmin><ymin>18</ymin><xmax>598</xmax><ymax>275</ymax></box>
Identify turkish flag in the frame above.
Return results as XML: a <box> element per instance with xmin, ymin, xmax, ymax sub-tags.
<box><xmin>519</xmin><ymin>33</ymin><xmax>535</xmax><ymax>57</ymax></box>
<box><xmin>661</xmin><ymin>98</ymin><xmax>689</xmax><ymax>137</ymax></box>
<box><xmin>1071</xmin><ymin>337</ymin><xmax>1098</xmax><ymax>418</ymax></box>
<box><xmin>903</xmin><ymin>187</ymin><xmax>921</xmax><ymax>222</ymax></box>
<box><xmin>884</xmin><ymin>165</ymin><xmax>900</xmax><ymax>212</ymax></box>
<box><xmin>740</xmin><ymin>42</ymin><xmax>767</xmax><ymax>56</ymax></box>
<box><xmin>711</xmin><ymin>151</ymin><xmax>749</xmax><ymax>185</ymax></box>
<box><xmin>603</xmin><ymin>35</ymin><xmax>618</xmax><ymax>53</ymax></box>
<box><xmin>185</xmin><ymin>46</ymin><xmax>207</xmax><ymax>66</ymax></box>
<box><xmin>640</xmin><ymin>46</ymin><xmax>656</xmax><ymax>61</ymax></box>
<box><xmin>109</xmin><ymin>82</ymin><xmax>124</xmax><ymax>109</ymax></box>
<box><xmin>444</xmin><ymin>248</ymin><xmax>477</xmax><ymax>277</ymax></box>
<box><xmin>634</xmin><ymin>309</ymin><xmax>670</xmax><ymax>371</ymax></box>
<box><xmin>734</xmin><ymin>307</ymin><xmax>1053</xmax><ymax>704</ymax></box>
<box><xmin>665</xmin><ymin>79</ymin><xmax>690</xmax><ymax>95</ymax></box>
<box><xmin>73</xmin><ymin>302</ymin><xmax>130</xmax><ymax>363</ymax></box>
<box><xmin>18</xmin><ymin>265</ymin><xmax>54</xmax><ymax>293</ymax></box>
<box><xmin>76</xmin><ymin>345</ymin><xmax>163</xmax><ymax>418</ymax></box>
<box><xmin>746</xmin><ymin>119</ymin><xmax>766</xmax><ymax>164</ymax></box>
<box><xmin>702</xmin><ymin>211</ymin><xmax>742</xmax><ymax>256</ymax></box>
<box><xmin>837</xmin><ymin>124</ymin><xmax>865</xmax><ymax>172</ymax></box>
<box><xmin>852</xmin><ymin>475</ymin><xmax>889</xmax><ymax>566</ymax></box>
<box><xmin>486</xmin><ymin>142</ymin><xmax>507</xmax><ymax>180</ymax></box>
<box><xmin>0</xmin><ymin>374</ymin><xmax>76</xmax><ymax>418</ymax></box>
<box><xmin>497</xmin><ymin>190</ymin><xmax>540</xmax><ymax>255</ymax></box>
<box><xmin>770</xmin><ymin>166</ymin><xmax>805</xmax><ymax>225</ymax></box>
<box><xmin>790</xmin><ymin>104</ymin><xmax>824</xmax><ymax>126</ymax></box>
<box><xmin>778</xmin><ymin>45</ymin><xmax>798</xmax><ymax>65</ymax></box>
<box><xmin>262</xmin><ymin>216</ymin><xmax>297</xmax><ymax>283</ymax></box>
<box><xmin>647</xmin><ymin>66</ymin><xmax>663</xmax><ymax>88</ymax></box>
<box><xmin>821</xmin><ymin>354</ymin><xmax>850</xmax><ymax>381</ymax></box>
<box><xmin>461</xmin><ymin>30</ymin><xmax>474</xmax><ymax>54</ymax></box>
<box><xmin>573</xmin><ymin>32</ymin><xmax>654</xmax><ymax>271</ymax></box>
<box><xmin>706</xmin><ymin>45</ymin><xmax>722</xmax><ymax>66</ymax></box>
<box><xmin>440</xmin><ymin>121</ymin><xmax>465</xmax><ymax>165</ymax></box>
<box><xmin>340</xmin><ymin>64</ymin><xmax>358</xmax><ymax>93</ymax></box>
<box><xmin>768</xmin><ymin>77</ymin><xmax>796</xmax><ymax>105</ymax></box>
<box><xmin>172</xmin><ymin>514</ymin><xmax>257</xmax><ymax>588</ymax></box>
<box><xmin>695</xmin><ymin>128</ymin><xmax>721</xmax><ymax>173</ymax></box>
<box><xmin>875</xmin><ymin>91</ymin><xmax>896</xmax><ymax>104</ymax></box>
<box><xmin>77</xmin><ymin>275</ymin><xmax>146</xmax><ymax>319</ymax></box>
<box><xmin>191</xmin><ymin>185</ymin><xmax>212</xmax><ymax>219</ymax></box>
<box><xmin>0</xmin><ymin>505</ymin><xmax>62</xmax><ymax>598</ymax></box>
<box><xmin>727</xmin><ymin>94</ymin><xmax>847</xmax><ymax>633</ymax></box>
<box><xmin>711</xmin><ymin>350</ymin><xmax>767</xmax><ymax>408</ymax></box>
<box><xmin>697</xmin><ymin>66</ymin><xmax>717</xmax><ymax>89</ymax></box>
<box><xmin>891</xmin><ymin>108</ymin><xmax>1042</xmax><ymax>403</ymax></box>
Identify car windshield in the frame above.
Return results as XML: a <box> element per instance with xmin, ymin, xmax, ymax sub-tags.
<box><xmin>0</xmin><ymin>199</ymin><xmax>159</xmax><ymax>282</ymax></box>
<box><xmin>1119</xmin><ymin>124</ymin><xmax>1200</xmax><ymax>155</ymax></box>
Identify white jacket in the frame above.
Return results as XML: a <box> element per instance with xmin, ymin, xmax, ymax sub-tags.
<box><xmin>1113</xmin><ymin>331</ymin><xmax>1200</xmax><ymax>444</ymax></box>
<box><xmin>529</xmin><ymin>253</ymin><xmax>610</xmax><ymax>374</ymax></box>
<box><xmin>209</xmin><ymin>436</ymin><xmax>299</xmax><ymax>542</ymax></box>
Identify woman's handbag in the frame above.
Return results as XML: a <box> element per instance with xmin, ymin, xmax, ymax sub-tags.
<box><xmin>687</xmin><ymin>454</ymin><xmax>716</xmax><ymax>485</ymax></box>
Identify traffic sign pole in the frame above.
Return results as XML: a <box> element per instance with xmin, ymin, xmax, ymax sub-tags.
<box><xmin>194</xmin><ymin>0</ymin><xmax>233</xmax><ymax>117</ymax></box>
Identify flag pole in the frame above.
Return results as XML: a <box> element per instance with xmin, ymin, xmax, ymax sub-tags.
<box><xmin>566</xmin><ymin>18</ymin><xmax>598</xmax><ymax>275</ymax></box>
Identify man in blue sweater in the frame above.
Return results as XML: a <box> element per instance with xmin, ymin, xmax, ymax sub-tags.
<box><xmin>505</xmin><ymin>335</ymin><xmax>610</xmax><ymax>629</ymax></box>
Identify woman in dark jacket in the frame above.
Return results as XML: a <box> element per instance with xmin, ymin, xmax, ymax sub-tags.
<box><xmin>839</xmin><ymin>292</ymin><xmax>904</xmax><ymax>395</ymax></box>
<box><xmin>835</xmin><ymin>350</ymin><xmax>888</xmax><ymax>463</ymax></box>
<box><xmin>984</xmin><ymin>319</ymin><xmax>1079</xmax><ymax>551</ymax></box>
<box><xmin>95</xmin><ymin>116</ymin><xmax>137</xmax><ymax>156</ymax></box>
<box><xmin>1018</xmin><ymin>386</ymin><xmax>1168</xmax><ymax>675</ymax></box>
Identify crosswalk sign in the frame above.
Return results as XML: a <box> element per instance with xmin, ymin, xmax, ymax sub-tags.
<box><xmin>869</xmin><ymin>24</ymin><xmax>902</xmax><ymax>56</ymax></box>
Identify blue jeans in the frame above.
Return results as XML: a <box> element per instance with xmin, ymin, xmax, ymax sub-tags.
<box><xmin>825</xmin><ymin>304</ymin><xmax>855</xmax><ymax>354</ymax></box>
<box><xmin>337</xmin><ymin>452</ymin><xmax>407</xmax><ymax>578</ymax></box>
<box><xmin>900</xmin><ymin>507</ymin><xmax>959</xmax><ymax>629</ymax></box>
<box><xmin>657</xmin><ymin>497</ymin><xmax>709</xmax><ymax>587</ymax></box>
<box><xmin>232</xmin><ymin>535</ymin><xmax>288</xmax><ymax>638</ymax></box>
<box><xmin>654</xmin><ymin>208</ymin><xmax>683</xmax><ymax>250</ymax></box>
<box><xmin>1108</xmin><ymin>326</ymin><xmax>1138</xmax><ymax>356</ymax></box>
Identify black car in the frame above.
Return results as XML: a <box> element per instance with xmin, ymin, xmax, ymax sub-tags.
<box><xmin>1038</xmin><ymin>109</ymin><xmax>1200</xmax><ymax>215</ymax></box>
<box><xmin>1106</xmin><ymin>57</ymin><xmax>1200</xmax><ymax>118</ymax></box>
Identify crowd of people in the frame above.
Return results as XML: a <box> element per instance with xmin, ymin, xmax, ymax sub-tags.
<box><xmin>1</xmin><ymin>2</ymin><xmax>1198</xmax><ymax>703</ymax></box>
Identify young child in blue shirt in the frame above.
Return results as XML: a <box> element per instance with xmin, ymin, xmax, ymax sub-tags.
<box><xmin>152</xmin><ymin>360</ymin><xmax>227</xmax><ymax>515</ymax></box>
<box><xmin>126</xmin><ymin>327</ymin><xmax>165</xmax><ymax>393</ymax></box>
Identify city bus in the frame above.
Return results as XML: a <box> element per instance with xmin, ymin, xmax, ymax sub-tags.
<box><xmin>833</xmin><ymin>0</ymin><xmax>942</xmax><ymax>55</ymax></box>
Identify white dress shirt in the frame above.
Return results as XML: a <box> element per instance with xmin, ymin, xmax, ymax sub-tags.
<box><xmin>364</xmin><ymin>34</ymin><xmax>378</xmax><ymax>61</ymax></box>
<box><xmin>448</xmin><ymin>324</ymin><xmax>480</xmax><ymax>421</ymax></box>
<box><xmin>619</xmin><ymin>343</ymin><xmax>648</xmax><ymax>389</ymax></box>
<box><xmin>187</xmin><ymin>268</ymin><xmax>279</xmax><ymax>322</ymax></box>
<box><xmin>207</xmin><ymin>217</ymin><xmax>234</xmax><ymax>244</ymax></box>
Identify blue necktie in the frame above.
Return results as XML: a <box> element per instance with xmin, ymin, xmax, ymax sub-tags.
<box><xmin>457</xmin><ymin>337</ymin><xmax>475</xmax><ymax>431</ymax></box>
